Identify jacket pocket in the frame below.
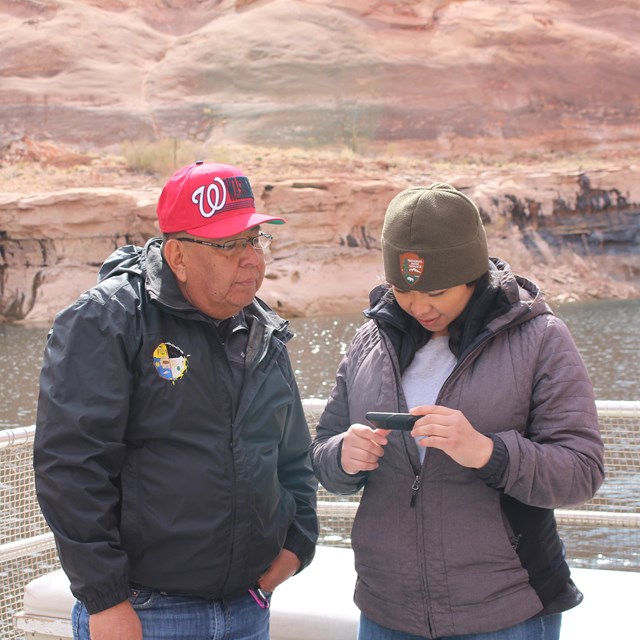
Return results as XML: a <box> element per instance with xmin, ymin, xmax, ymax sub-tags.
<box><xmin>129</xmin><ymin>588</ymin><xmax>158</xmax><ymax>609</ymax></box>
<box><xmin>501</xmin><ymin>505</ymin><xmax>522</xmax><ymax>551</ymax></box>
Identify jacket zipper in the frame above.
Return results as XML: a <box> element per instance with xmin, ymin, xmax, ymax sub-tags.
<box><xmin>376</xmin><ymin>332</ymin><xmax>425</xmax><ymax>508</ymax></box>
<box><xmin>410</xmin><ymin>474</ymin><xmax>421</xmax><ymax>507</ymax></box>
<box><xmin>411</xmin><ymin>472</ymin><xmax>435</xmax><ymax>637</ymax></box>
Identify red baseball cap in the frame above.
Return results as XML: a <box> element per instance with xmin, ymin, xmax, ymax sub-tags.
<box><xmin>157</xmin><ymin>161</ymin><xmax>285</xmax><ymax>239</ymax></box>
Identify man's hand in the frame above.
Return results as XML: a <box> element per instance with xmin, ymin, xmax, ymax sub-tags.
<box><xmin>410</xmin><ymin>405</ymin><xmax>494</xmax><ymax>468</ymax></box>
<box><xmin>340</xmin><ymin>424</ymin><xmax>391</xmax><ymax>475</ymax></box>
<box><xmin>89</xmin><ymin>600</ymin><xmax>142</xmax><ymax>640</ymax></box>
<box><xmin>258</xmin><ymin>548</ymin><xmax>301</xmax><ymax>593</ymax></box>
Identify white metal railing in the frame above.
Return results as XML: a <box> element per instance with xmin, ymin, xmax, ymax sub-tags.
<box><xmin>0</xmin><ymin>400</ymin><xmax>639</xmax><ymax>639</ymax></box>
<box><xmin>594</xmin><ymin>400</ymin><xmax>640</xmax><ymax>417</ymax></box>
<box><xmin>0</xmin><ymin>425</ymin><xmax>36</xmax><ymax>449</ymax></box>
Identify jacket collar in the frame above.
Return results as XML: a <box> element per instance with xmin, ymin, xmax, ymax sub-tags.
<box><xmin>97</xmin><ymin>237</ymin><xmax>291</xmax><ymax>346</ymax></box>
<box><xmin>144</xmin><ymin>237</ymin><xmax>194</xmax><ymax>312</ymax></box>
<box><xmin>143</xmin><ymin>237</ymin><xmax>292</xmax><ymax>343</ymax></box>
<box><xmin>364</xmin><ymin>257</ymin><xmax>552</xmax><ymax>366</ymax></box>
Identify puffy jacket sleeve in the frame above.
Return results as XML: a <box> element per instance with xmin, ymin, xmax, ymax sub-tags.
<box><xmin>33</xmin><ymin>291</ymin><xmax>137</xmax><ymax>614</ymax></box>
<box><xmin>310</xmin><ymin>343</ymin><xmax>368</xmax><ymax>496</ymax></box>
<box><xmin>496</xmin><ymin>315</ymin><xmax>605</xmax><ymax>508</ymax></box>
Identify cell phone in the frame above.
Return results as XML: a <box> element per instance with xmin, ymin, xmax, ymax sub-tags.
<box><xmin>365</xmin><ymin>412</ymin><xmax>419</xmax><ymax>430</ymax></box>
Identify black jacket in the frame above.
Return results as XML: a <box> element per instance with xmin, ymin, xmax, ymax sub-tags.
<box><xmin>34</xmin><ymin>238</ymin><xmax>318</xmax><ymax>614</ymax></box>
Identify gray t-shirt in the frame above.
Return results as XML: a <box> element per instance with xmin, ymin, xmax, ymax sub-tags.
<box><xmin>402</xmin><ymin>335</ymin><xmax>457</xmax><ymax>463</ymax></box>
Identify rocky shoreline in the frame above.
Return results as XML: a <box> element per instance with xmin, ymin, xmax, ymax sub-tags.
<box><xmin>1</xmin><ymin>147</ymin><xmax>639</xmax><ymax>323</ymax></box>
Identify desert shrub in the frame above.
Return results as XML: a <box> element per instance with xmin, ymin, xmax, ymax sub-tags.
<box><xmin>121</xmin><ymin>138</ymin><xmax>203</xmax><ymax>175</ymax></box>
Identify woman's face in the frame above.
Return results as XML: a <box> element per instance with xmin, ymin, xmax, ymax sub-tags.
<box><xmin>392</xmin><ymin>283</ymin><xmax>476</xmax><ymax>337</ymax></box>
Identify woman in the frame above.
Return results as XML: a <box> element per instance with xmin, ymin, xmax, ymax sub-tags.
<box><xmin>310</xmin><ymin>183</ymin><xmax>604</xmax><ymax>640</ymax></box>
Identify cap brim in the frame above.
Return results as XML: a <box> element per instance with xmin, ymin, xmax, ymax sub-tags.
<box><xmin>185</xmin><ymin>213</ymin><xmax>285</xmax><ymax>239</ymax></box>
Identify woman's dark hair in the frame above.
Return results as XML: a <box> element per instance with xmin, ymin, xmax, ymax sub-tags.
<box><xmin>447</xmin><ymin>271</ymin><xmax>511</xmax><ymax>358</ymax></box>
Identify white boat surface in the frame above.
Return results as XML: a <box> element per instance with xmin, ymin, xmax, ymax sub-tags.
<box><xmin>13</xmin><ymin>545</ymin><xmax>640</xmax><ymax>640</ymax></box>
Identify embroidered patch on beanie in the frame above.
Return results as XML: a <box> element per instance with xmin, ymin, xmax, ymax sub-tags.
<box><xmin>399</xmin><ymin>252</ymin><xmax>425</xmax><ymax>286</ymax></box>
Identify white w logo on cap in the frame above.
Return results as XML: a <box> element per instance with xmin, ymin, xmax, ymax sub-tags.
<box><xmin>191</xmin><ymin>177</ymin><xmax>227</xmax><ymax>218</ymax></box>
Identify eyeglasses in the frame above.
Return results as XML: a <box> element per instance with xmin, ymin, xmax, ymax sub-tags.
<box><xmin>178</xmin><ymin>232</ymin><xmax>273</xmax><ymax>253</ymax></box>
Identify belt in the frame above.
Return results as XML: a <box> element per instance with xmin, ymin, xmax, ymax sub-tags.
<box><xmin>129</xmin><ymin>582</ymin><xmax>248</xmax><ymax>601</ymax></box>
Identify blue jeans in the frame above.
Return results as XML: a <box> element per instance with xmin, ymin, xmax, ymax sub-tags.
<box><xmin>358</xmin><ymin>612</ymin><xmax>562</xmax><ymax>640</ymax></box>
<box><xmin>72</xmin><ymin>588</ymin><xmax>270</xmax><ymax>640</ymax></box>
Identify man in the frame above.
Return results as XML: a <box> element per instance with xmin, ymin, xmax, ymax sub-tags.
<box><xmin>34</xmin><ymin>162</ymin><xmax>319</xmax><ymax>640</ymax></box>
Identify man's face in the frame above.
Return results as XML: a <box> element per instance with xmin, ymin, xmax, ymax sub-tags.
<box><xmin>170</xmin><ymin>227</ymin><xmax>267</xmax><ymax>320</ymax></box>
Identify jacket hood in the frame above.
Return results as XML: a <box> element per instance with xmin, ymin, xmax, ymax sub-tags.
<box><xmin>97</xmin><ymin>244</ymin><xmax>146</xmax><ymax>283</ymax></box>
<box><xmin>143</xmin><ymin>237</ymin><xmax>193</xmax><ymax>312</ymax></box>
<box><xmin>97</xmin><ymin>238</ymin><xmax>191</xmax><ymax>312</ymax></box>
<box><xmin>484</xmin><ymin>256</ymin><xmax>551</xmax><ymax>327</ymax></box>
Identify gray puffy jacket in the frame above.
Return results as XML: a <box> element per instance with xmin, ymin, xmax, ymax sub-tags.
<box><xmin>311</xmin><ymin>258</ymin><xmax>604</xmax><ymax>637</ymax></box>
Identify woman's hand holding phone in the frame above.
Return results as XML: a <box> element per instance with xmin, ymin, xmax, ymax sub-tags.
<box><xmin>340</xmin><ymin>423</ymin><xmax>391</xmax><ymax>475</ymax></box>
<box><xmin>409</xmin><ymin>405</ymin><xmax>494</xmax><ymax>468</ymax></box>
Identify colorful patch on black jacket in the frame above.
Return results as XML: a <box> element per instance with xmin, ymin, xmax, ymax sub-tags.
<box><xmin>153</xmin><ymin>342</ymin><xmax>189</xmax><ymax>383</ymax></box>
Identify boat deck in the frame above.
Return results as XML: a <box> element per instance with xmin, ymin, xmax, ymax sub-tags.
<box><xmin>6</xmin><ymin>401</ymin><xmax>640</xmax><ymax>638</ymax></box>
<box><xmin>14</xmin><ymin>546</ymin><xmax>640</xmax><ymax>639</ymax></box>
<box><xmin>275</xmin><ymin>547</ymin><xmax>639</xmax><ymax>639</ymax></box>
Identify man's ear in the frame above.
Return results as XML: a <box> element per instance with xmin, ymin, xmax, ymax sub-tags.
<box><xmin>162</xmin><ymin>238</ymin><xmax>188</xmax><ymax>283</ymax></box>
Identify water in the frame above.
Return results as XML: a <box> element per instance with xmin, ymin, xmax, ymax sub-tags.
<box><xmin>0</xmin><ymin>301</ymin><xmax>638</xmax><ymax>570</ymax></box>
<box><xmin>287</xmin><ymin>299</ymin><xmax>640</xmax><ymax>402</ymax></box>
<box><xmin>0</xmin><ymin>323</ymin><xmax>50</xmax><ymax>430</ymax></box>
<box><xmin>0</xmin><ymin>300</ymin><xmax>638</xmax><ymax>430</ymax></box>
<box><xmin>552</xmin><ymin>299</ymin><xmax>640</xmax><ymax>401</ymax></box>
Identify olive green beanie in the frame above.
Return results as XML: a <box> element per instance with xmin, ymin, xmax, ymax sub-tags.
<box><xmin>381</xmin><ymin>183</ymin><xmax>489</xmax><ymax>292</ymax></box>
